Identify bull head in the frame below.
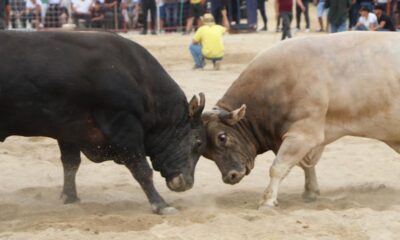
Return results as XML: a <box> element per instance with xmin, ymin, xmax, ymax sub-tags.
<box><xmin>201</xmin><ymin>105</ymin><xmax>257</xmax><ymax>185</ymax></box>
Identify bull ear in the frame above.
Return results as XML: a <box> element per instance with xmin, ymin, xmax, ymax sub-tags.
<box><xmin>219</xmin><ymin>104</ymin><xmax>247</xmax><ymax>125</ymax></box>
<box><xmin>189</xmin><ymin>93</ymin><xmax>206</xmax><ymax>118</ymax></box>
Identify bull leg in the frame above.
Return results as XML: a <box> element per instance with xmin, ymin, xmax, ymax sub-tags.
<box><xmin>300</xmin><ymin>146</ymin><xmax>324</xmax><ymax>202</ymax></box>
<box><xmin>125</xmin><ymin>158</ymin><xmax>178</xmax><ymax>215</ymax></box>
<box><xmin>58</xmin><ymin>140</ymin><xmax>81</xmax><ymax>204</ymax></box>
<box><xmin>260</xmin><ymin>125</ymin><xmax>324</xmax><ymax>209</ymax></box>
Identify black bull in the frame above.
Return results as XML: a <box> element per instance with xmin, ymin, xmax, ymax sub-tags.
<box><xmin>0</xmin><ymin>31</ymin><xmax>206</xmax><ymax>215</ymax></box>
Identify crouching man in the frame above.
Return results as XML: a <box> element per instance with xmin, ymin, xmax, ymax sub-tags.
<box><xmin>189</xmin><ymin>8</ymin><xmax>229</xmax><ymax>70</ymax></box>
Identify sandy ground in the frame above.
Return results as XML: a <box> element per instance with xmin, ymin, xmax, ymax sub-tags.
<box><xmin>2</xmin><ymin>3</ymin><xmax>400</xmax><ymax>240</ymax></box>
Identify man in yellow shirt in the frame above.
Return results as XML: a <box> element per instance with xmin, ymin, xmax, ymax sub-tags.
<box><xmin>189</xmin><ymin>9</ymin><xmax>229</xmax><ymax>70</ymax></box>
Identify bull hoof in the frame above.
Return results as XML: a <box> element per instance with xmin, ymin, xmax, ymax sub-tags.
<box><xmin>156</xmin><ymin>206</ymin><xmax>179</xmax><ymax>215</ymax></box>
<box><xmin>302</xmin><ymin>190</ymin><xmax>320</xmax><ymax>203</ymax></box>
<box><xmin>61</xmin><ymin>193</ymin><xmax>80</xmax><ymax>204</ymax></box>
<box><xmin>258</xmin><ymin>203</ymin><xmax>280</xmax><ymax>215</ymax></box>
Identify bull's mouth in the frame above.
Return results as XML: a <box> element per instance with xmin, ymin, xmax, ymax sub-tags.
<box><xmin>166</xmin><ymin>174</ymin><xmax>194</xmax><ymax>192</ymax></box>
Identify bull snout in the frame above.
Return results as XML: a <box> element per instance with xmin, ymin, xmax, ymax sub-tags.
<box><xmin>167</xmin><ymin>174</ymin><xmax>193</xmax><ymax>192</ymax></box>
<box><xmin>223</xmin><ymin>170</ymin><xmax>245</xmax><ymax>184</ymax></box>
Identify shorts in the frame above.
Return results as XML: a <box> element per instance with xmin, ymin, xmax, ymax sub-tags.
<box><xmin>317</xmin><ymin>2</ymin><xmax>326</xmax><ymax>17</ymax></box>
<box><xmin>189</xmin><ymin>3</ymin><xmax>204</xmax><ymax>18</ymax></box>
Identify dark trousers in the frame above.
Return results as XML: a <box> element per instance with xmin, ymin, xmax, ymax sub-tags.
<box><xmin>73</xmin><ymin>13</ymin><xmax>90</xmax><ymax>28</ymax></box>
<box><xmin>281</xmin><ymin>11</ymin><xmax>292</xmax><ymax>40</ymax></box>
<box><xmin>142</xmin><ymin>0</ymin><xmax>156</xmax><ymax>33</ymax></box>
<box><xmin>296</xmin><ymin>0</ymin><xmax>309</xmax><ymax>29</ymax></box>
<box><xmin>257</xmin><ymin>0</ymin><xmax>267</xmax><ymax>27</ymax></box>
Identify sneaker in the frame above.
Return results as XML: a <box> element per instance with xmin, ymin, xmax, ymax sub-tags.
<box><xmin>213</xmin><ymin>61</ymin><xmax>221</xmax><ymax>70</ymax></box>
<box><xmin>151</xmin><ymin>31</ymin><xmax>157</xmax><ymax>35</ymax></box>
<box><xmin>261</xmin><ymin>26</ymin><xmax>267</xmax><ymax>31</ymax></box>
<box><xmin>192</xmin><ymin>64</ymin><xmax>203</xmax><ymax>70</ymax></box>
<box><xmin>295</xmin><ymin>27</ymin><xmax>301</xmax><ymax>32</ymax></box>
<box><xmin>140</xmin><ymin>31</ymin><xmax>147</xmax><ymax>35</ymax></box>
<box><xmin>317</xmin><ymin>28</ymin><xmax>324</xmax><ymax>32</ymax></box>
<box><xmin>305</xmin><ymin>28</ymin><xmax>310</xmax><ymax>33</ymax></box>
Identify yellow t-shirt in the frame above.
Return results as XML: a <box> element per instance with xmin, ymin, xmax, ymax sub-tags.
<box><xmin>191</xmin><ymin>0</ymin><xmax>202</xmax><ymax>4</ymax></box>
<box><xmin>193</xmin><ymin>24</ymin><xmax>226</xmax><ymax>59</ymax></box>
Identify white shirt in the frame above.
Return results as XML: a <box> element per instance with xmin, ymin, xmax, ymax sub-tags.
<box><xmin>48</xmin><ymin>0</ymin><xmax>61</xmax><ymax>4</ymax></box>
<box><xmin>377</xmin><ymin>0</ymin><xmax>387</xmax><ymax>3</ymax></box>
<box><xmin>358</xmin><ymin>13</ymin><xmax>378</xmax><ymax>28</ymax></box>
<box><xmin>26</xmin><ymin>0</ymin><xmax>42</xmax><ymax>8</ymax></box>
<box><xmin>72</xmin><ymin>0</ymin><xmax>93</xmax><ymax>13</ymax></box>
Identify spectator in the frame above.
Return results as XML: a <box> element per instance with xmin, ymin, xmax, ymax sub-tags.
<box><xmin>189</xmin><ymin>9</ymin><xmax>229</xmax><ymax>70</ymax></box>
<box><xmin>25</xmin><ymin>0</ymin><xmax>41</xmax><ymax>28</ymax></box>
<box><xmin>91</xmin><ymin>0</ymin><xmax>104</xmax><ymax>28</ymax></box>
<box><xmin>0</xmin><ymin>0</ymin><xmax>10</xmax><ymax>29</ymax></box>
<box><xmin>314</xmin><ymin>0</ymin><xmax>326</xmax><ymax>32</ymax></box>
<box><xmin>71</xmin><ymin>0</ymin><xmax>92</xmax><ymax>28</ymax></box>
<box><xmin>10</xmin><ymin>0</ymin><xmax>25</xmax><ymax>28</ymax></box>
<box><xmin>372</xmin><ymin>4</ymin><xmax>395</xmax><ymax>30</ymax></box>
<box><xmin>163</xmin><ymin>0</ymin><xmax>177</xmax><ymax>31</ymax></box>
<box><xmin>278</xmin><ymin>0</ymin><xmax>305</xmax><ymax>40</ymax></box>
<box><xmin>184</xmin><ymin>0</ymin><xmax>205</xmax><ymax>34</ymax></box>
<box><xmin>257</xmin><ymin>0</ymin><xmax>267</xmax><ymax>30</ymax></box>
<box><xmin>104</xmin><ymin>0</ymin><xmax>124</xmax><ymax>30</ymax></box>
<box><xmin>125</xmin><ymin>0</ymin><xmax>140</xmax><ymax>29</ymax></box>
<box><xmin>325</xmin><ymin>0</ymin><xmax>351</xmax><ymax>33</ymax></box>
<box><xmin>296</xmin><ymin>0</ymin><xmax>310</xmax><ymax>32</ymax></box>
<box><xmin>44</xmin><ymin>0</ymin><xmax>68</xmax><ymax>27</ymax></box>
<box><xmin>349</xmin><ymin>0</ymin><xmax>360</xmax><ymax>29</ymax></box>
<box><xmin>354</xmin><ymin>6</ymin><xmax>377</xmax><ymax>30</ymax></box>
<box><xmin>375</xmin><ymin>0</ymin><xmax>388</xmax><ymax>12</ymax></box>
<box><xmin>140</xmin><ymin>0</ymin><xmax>156</xmax><ymax>34</ymax></box>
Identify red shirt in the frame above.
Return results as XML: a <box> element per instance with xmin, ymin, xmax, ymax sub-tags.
<box><xmin>278</xmin><ymin>0</ymin><xmax>293</xmax><ymax>12</ymax></box>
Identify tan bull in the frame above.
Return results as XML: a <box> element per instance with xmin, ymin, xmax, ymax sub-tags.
<box><xmin>202</xmin><ymin>32</ymin><xmax>400</xmax><ymax>209</ymax></box>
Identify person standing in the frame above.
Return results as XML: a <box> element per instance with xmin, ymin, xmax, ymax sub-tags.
<box><xmin>257</xmin><ymin>0</ymin><xmax>268</xmax><ymax>30</ymax></box>
<box><xmin>278</xmin><ymin>0</ymin><xmax>305</xmax><ymax>40</ymax></box>
<box><xmin>0</xmin><ymin>0</ymin><xmax>10</xmax><ymax>29</ymax></box>
<box><xmin>296</xmin><ymin>0</ymin><xmax>310</xmax><ymax>31</ymax></box>
<box><xmin>314</xmin><ymin>0</ymin><xmax>326</xmax><ymax>31</ymax></box>
<box><xmin>164</xmin><ymin>0</ymin><xmax>178</xmax><ymax>30</ymax></box>
<box><xmin>184</xmin><ymin>0</ymin><xmax>205</xmax><ymax>34</ymax></box>
<box><xmin>141</xmin><ymin>0</ymin><xmax>157</xmax><ymax>34</ymax></box>
<box><xmin>325</xmin><ymin>0</ymin><xmax>351</xmax><ymax>33</ymax></box>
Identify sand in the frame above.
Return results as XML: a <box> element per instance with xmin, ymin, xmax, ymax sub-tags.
<box><xmin>1</xmin><ymin>3</ymin><xmax>400</xmax><ymax>239</ymax></box>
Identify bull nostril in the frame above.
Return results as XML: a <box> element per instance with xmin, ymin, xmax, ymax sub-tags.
<box><xmin>230</xmin><ymin>172</ymin><xmax>238</xmax><ymax>181</ymax></box>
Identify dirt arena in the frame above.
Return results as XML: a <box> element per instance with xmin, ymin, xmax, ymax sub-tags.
<box><xmin>1</xmin><ymin>4</ymin><xmax>400</xmax><ymax>240</ymax></box>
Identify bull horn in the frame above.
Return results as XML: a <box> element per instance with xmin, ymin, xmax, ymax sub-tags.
<box><xmin>189</xmin><ymin>93</ymin><xmax>206</xmax><ymax>118</ymax></box>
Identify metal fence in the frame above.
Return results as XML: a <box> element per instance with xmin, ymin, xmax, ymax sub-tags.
<box><xmin>4</xmin><ymin>0</ymin><xmax>200</xmax><ymax>32</ymax></box>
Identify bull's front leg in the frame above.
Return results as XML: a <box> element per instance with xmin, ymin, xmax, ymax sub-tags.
<box><xmin>58</xmin><ymin>140</ymin><xmax>81</xmax><ymax>204</ymax></box>
<box><xmin>125</xmin><ymin>156</ymin><xmax>178</xmax><ymax>215</ymax></box>
<box><xmin>259</xmin><ymin>130</ymin><xmax>324</xmax><ymax>209</ymax></box>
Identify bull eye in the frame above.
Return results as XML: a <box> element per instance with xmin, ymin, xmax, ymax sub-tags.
<box><xmin>218</xmin><ymin>133</ymin><xmax>227</xmax><ymax>144</ymax></box>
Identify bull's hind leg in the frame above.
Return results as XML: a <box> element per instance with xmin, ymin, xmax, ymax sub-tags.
<box><xmin>125</xmin><ymin>158</ymin><xmax>178</xmax><ymax>215</ymax></box>
<box><xmin>300</xmin><ymin>146</ymin><xmax>324</xmax><ymax>202</ymax></box>
<box><xmin>58</xmin><ymin>140</ymin><xmax>81</xmax><ymax>204</ymax></box>
<box><xmin>259</xmin><ymin>119</ymin><xmax>325</xmax><ymax>209</ymax></box>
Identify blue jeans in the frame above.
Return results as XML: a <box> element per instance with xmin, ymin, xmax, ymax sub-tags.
<box><xmin>164</xmin><ymin>3</ymin><xmax>178</xmax><ymax>28</ymax></box>
<box><xmin>189</xmin><ymin>43</ymin><xmax>204</xmax><ymax>67</ymax></box>
<box><xmin>330</xmin><ymin>21</ymin><xmax>347</xmax><ymax>33</ymax></box>
<box><xmin>360</xmin><ymin>1</ymin><xmax>373</xmax><ymax>11</ymax></box>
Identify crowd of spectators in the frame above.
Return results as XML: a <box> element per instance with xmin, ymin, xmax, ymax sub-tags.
<box><xmin>0</xmin><ymin>0</ymin><xmax>399</xmax><ymax>33</ymax></box>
